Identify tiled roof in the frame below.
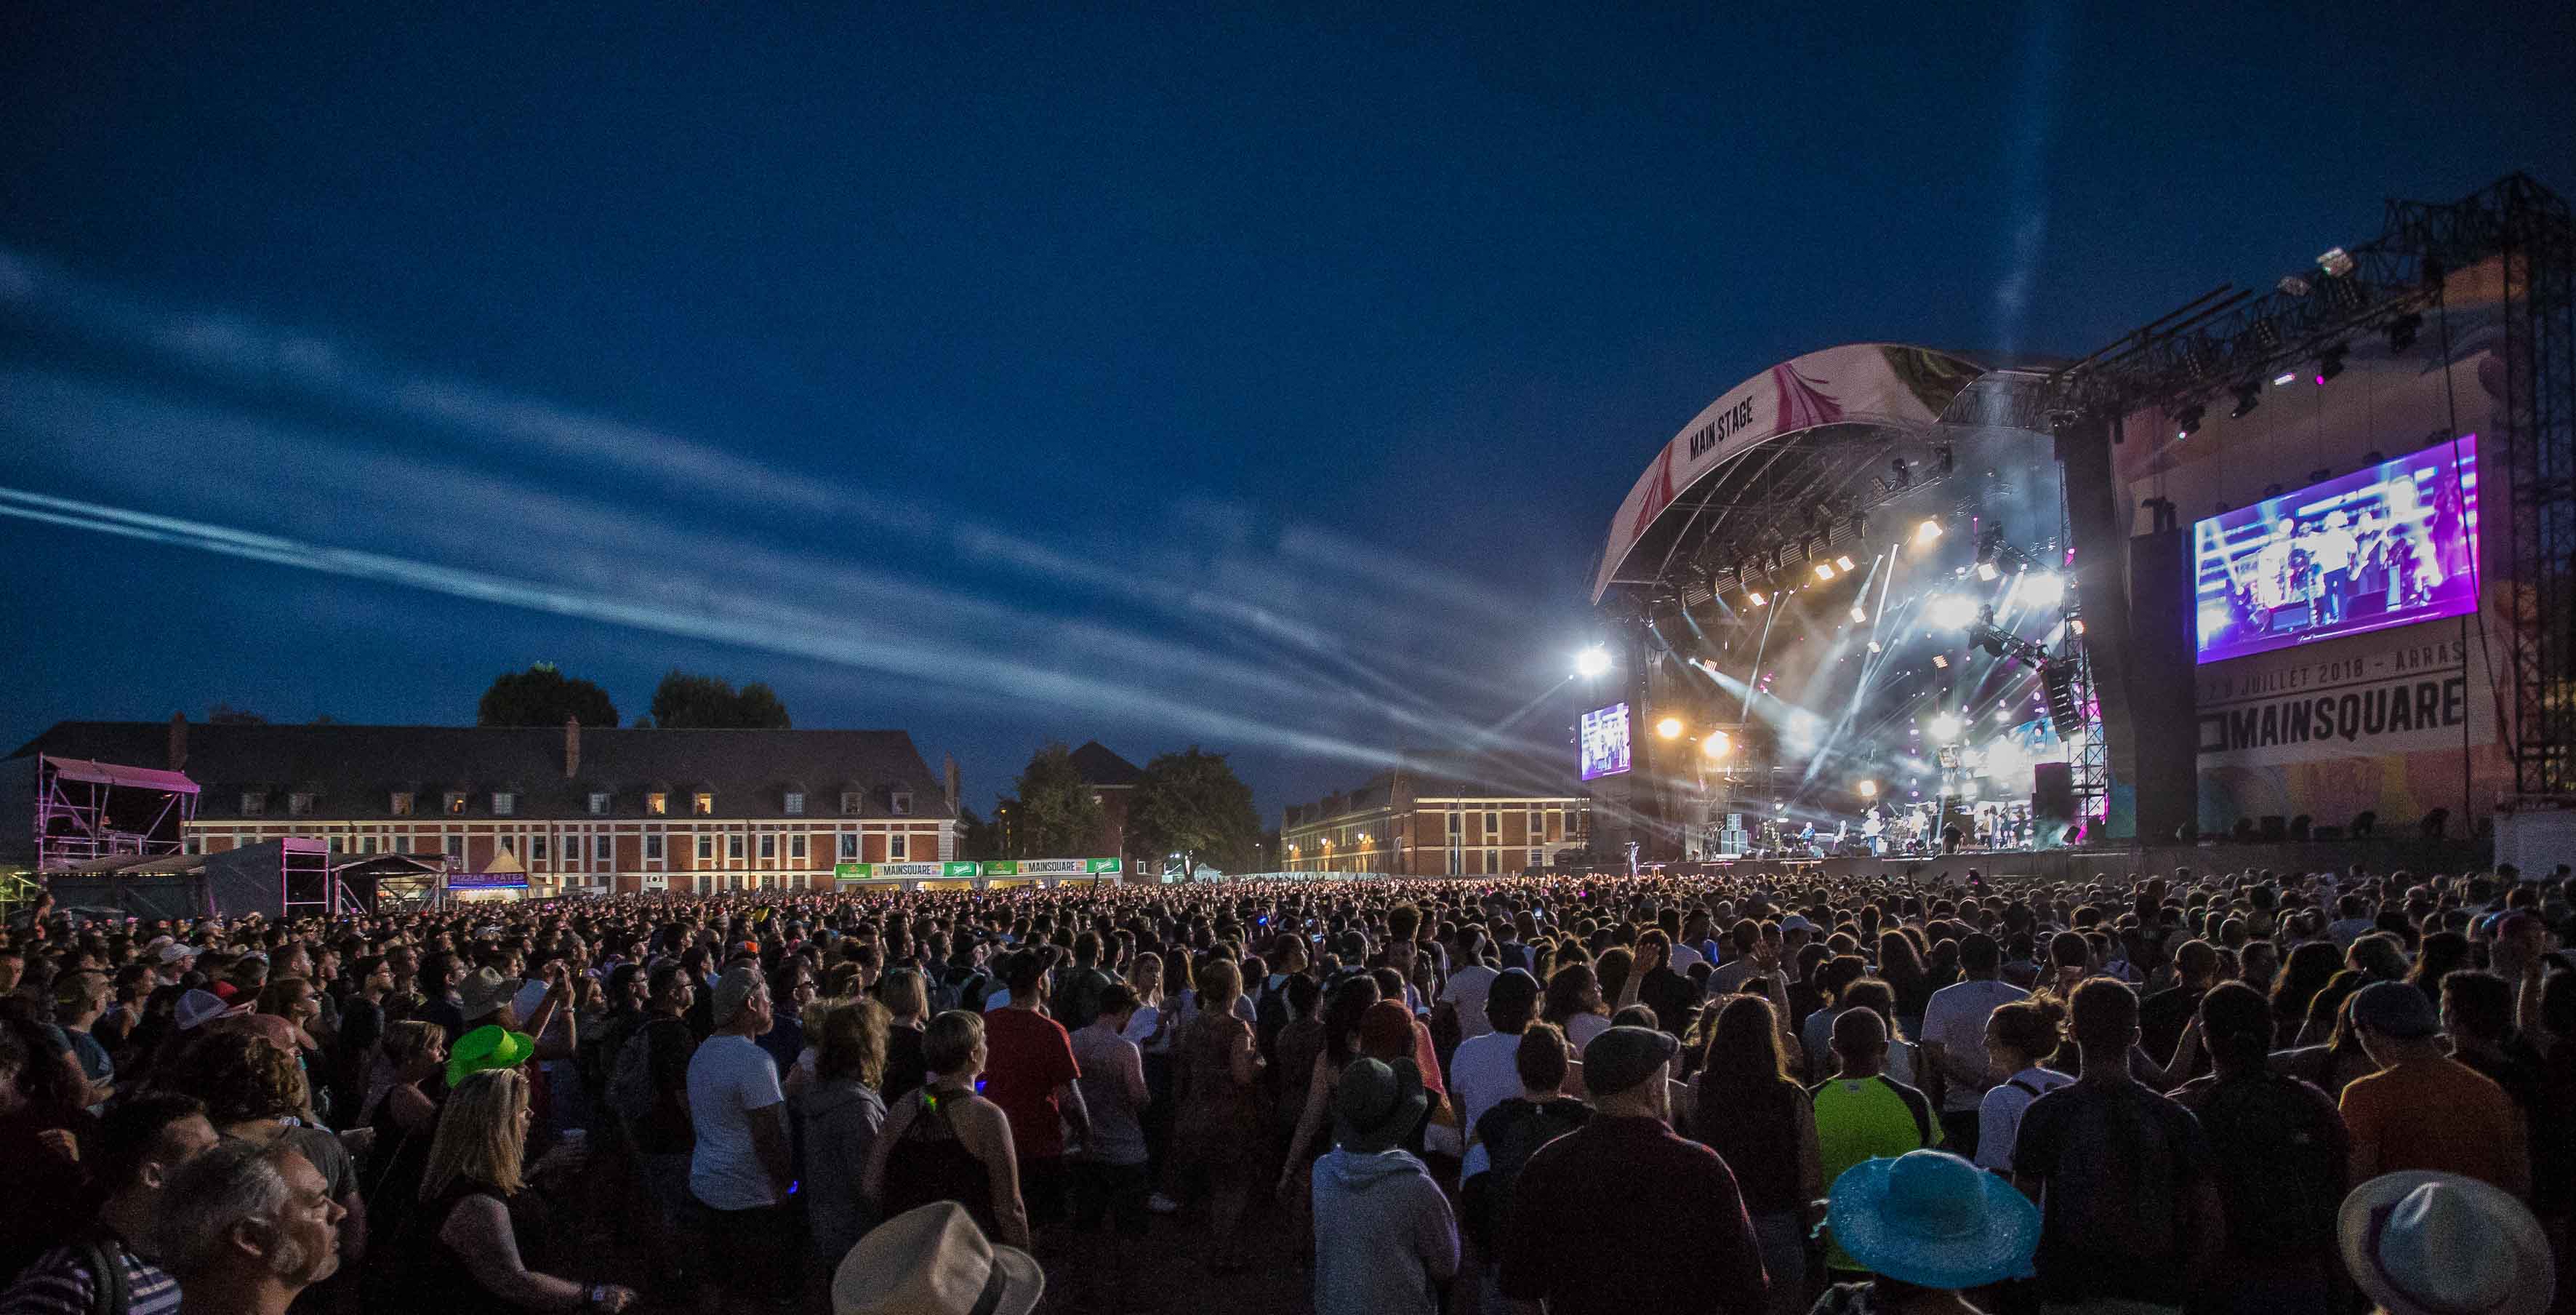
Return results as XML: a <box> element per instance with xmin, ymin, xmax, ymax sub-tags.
<box><xmin>1067</xmin><ymin>740</ymin><xmax>1144</xmax><ymax>788</ymax></box>
<box><xmin>7</xmin><ymin>722</ymin><xmax>952</xmax><ymax>822</ymax></box>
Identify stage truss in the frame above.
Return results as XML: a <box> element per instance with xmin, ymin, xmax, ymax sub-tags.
<box><xmin>33</xmin><ymin>755</ymin><xmax>198</xmax><ymax>873</ymax></box>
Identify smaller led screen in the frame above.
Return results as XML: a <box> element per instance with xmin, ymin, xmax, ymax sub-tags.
<box><xmin>1579</xmin><ymin>702</ymin><xmax>1632</xmax><ymax>780</ymax></box>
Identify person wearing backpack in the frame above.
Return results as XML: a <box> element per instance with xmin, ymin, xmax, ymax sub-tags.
<box><xmin>0</xmin><ymin>1093</ymin><xmax>214</xmax><ymax>1315</ymax></box>
<box><xmin>1461</xmin><ymin>1021</ymin><xmax>1589</xmax><ymax>1295</ymax></box>
<box><xmin>2168</xmin><ymin>980</ymin><xmax>2350</xmax><ymax>1314</ymax></box>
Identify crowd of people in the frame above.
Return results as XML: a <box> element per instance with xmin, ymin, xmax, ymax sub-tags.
<box><xmin>0</xmin><ymin>858</ymin><xmax>2570</xmax><ymax>1315</ymax></box>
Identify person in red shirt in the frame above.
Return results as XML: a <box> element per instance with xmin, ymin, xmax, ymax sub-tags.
<box><xmin>978</xmin><ymin>946</ymin><xmax>1090</xmax><ymax>1230</ymax></box>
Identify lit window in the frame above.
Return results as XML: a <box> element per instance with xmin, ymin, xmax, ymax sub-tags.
<box><xmin>241</xmin><ymin>792</ymin><xmax>266</xmax><ymax>816</ymax></box>
<box><xmin>390</xmin><ymin>792</ymin><xmax>414</xmax><ymax>816</ymax></box>
<box><xmin>697</xmin><ymin>834</ymin><xmax>713</xmax><ymax>861</ymax></box>
<box><xmin>446</xmin><ymin>793</ymin><xmax>468</xmax><ymax>815</ymax></box>
<box><xmin>889</xmin><ymin>791</ymin><xmax>912</xmax><ymax>817</ymax></box>
<box><xmin>790</xmin><ymin>833</ymin><xmax>807</xmax><ymax>860</ymax></box>
<box><xmin>647</xmin><ymin>793</ymin><xmax>667</xmax><ymax>816</ymax></box>
<box><xmin>645</xmin><ymin>834</ymin><xmax>664</xmax><ymax>860</ymax></box>
<box><xmin>492</xmin><ymin>792</ymin><xmax>515</xmax><ymax>816</ymax></box>
<box><xmin>693</xmin><ymin>793</ymin><xmax>714</xmax><ymax>816</ymax></box>
<box><xmin>587</xmin><ymin>792</ymin><xmax>611</xmax><ymax>816</ymax></box>
<box><xmin>785</xmin><ymin>792</ymin><xmax>806</xmax><ymax>816</ymax></box>
<box><xmin>889</xmin><ymin>832</ymin><xmax>909</xmax><ymax>860</ymax></box>
<box><xmin>840</xmin><ymin>791</ymin><xmax>863</xmax><ymax>816</ymax></box>
<box><xmin>289</xmin><ymin>793</ymin><xmax>314</xmax><ymax>817</ymax></box>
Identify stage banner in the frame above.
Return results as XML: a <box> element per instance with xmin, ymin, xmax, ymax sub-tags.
<box><xmin>1592</xmin><ymin>344</ymin><xmax>1985</xmax><ymax>601</ymax></box>
<box><xmin>446</xmin><ymin>871</ymin><xmax>527</xmax><ymax>891</ymax></box>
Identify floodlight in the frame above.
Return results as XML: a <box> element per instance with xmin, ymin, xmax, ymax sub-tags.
<box><xmin>1655</xmin><ymin>716</ymin><xmax>1683</xmax><ymax>740</ymax></box>
<box><xmin>1928</xmin><ymin>595</ymin><xmax>1979</xmax><ymax>629</ymax></box>
<box><xmin>1747</xmin><ymin>591</ymin><xmax>1767</xmax><ymax>607</ymax></box>
<box><xmin>1914</xmin><ymin>519</ymin><xmax>1943</xmax><ymax>546</ymax></box>
<box><xmin>1574</xmin><ymin>647</ymin><xmax>1611</xmax><ymax>678</ymax></box>
<box><xmin>1849</xmin><ymin>605</ymin><xmax>1868</xmax><ymax>623</ymax></box>
<box><xmin>1813</xmin><ymin>561</ymin><xmax>1837</xmax><ymax>582</ymax></box>
<box><xmin>1701</xmin><ymin>731</ymin><xmax>1731</xmax><ymax>760</ymax></box>
<box><xmin>1834</xmin><ymin>555</ymin><xmax>1856</xmax><ymax>572</ymax></box>
<box><xmin>1976</xmin><ymin>561</ymin><xmax>2000</xmax><ymax>582</ymax></box>
<box><xmin>2018</xmin><ymin>572</ymin><xmax>2065</xmax><ymax>607</ymax></box>
<box><xmin>1928</xmin><ymin>713</ymin><xmax>1962</xmax><ymax>742</ymax></box>
<box><xmin>1858</xmin><ymin>780</ymin><xmax>1879</xmax><ymax>798</ymax></box>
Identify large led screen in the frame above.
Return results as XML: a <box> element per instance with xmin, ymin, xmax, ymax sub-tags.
<box><xmin>2194</xmin><ymin>436</ymin><xmax>2479</xmax><ymax>664</ymax></box>
<box><xmin>1578</xmin><ymin>702</ymin><xmax>1632</xmax><ymax>780</ymax></box>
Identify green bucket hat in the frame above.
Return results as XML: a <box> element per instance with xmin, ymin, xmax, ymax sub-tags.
<box><xmin>446</xmin><ymin>1023</ymin><xmax>535</xmax><ymax>1087</ymax></box>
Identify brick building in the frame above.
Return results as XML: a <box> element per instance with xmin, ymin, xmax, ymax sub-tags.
<box><xmin>992</xmin><ymin>740</ymin><xmax>1145</xmax><ymax>865</ymax></box>
<box><xmin>7</xmin><ymin>717</ymin><xmax>958</xmax><ymax>896</ymax></box>
<box><xmin>1280</xmin><ymin>754</ymin><xmax>1589</xmax><ymax>876</ymax></box>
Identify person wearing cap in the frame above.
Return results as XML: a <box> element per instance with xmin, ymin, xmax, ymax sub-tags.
<box><xmin>684</xmin><ymin>962</ymin><xmax>795</xmax><ymax>1311</ymax></box>
<box><xmin>1310</xmin><ymin>1056</ymin><xmax>1458</xmax><ymax>1315</ymax></box>
<box><xmin>1498</xmin><ymin>1026</ymin><xmax>1768</xmax><ymax>1315</ymax></box>
<box><xmin>2340</xmin><ymin>979</ymin><xmax>2530</xmax><ymax>1198</ymax></box>
<box><xmin>1813</xmin><ymin>1148</ymin><xmax>2040</xmax><ymax>1314</ymax></box>
<box><xmin>2340</xmin><ymin>1170</ymin><xmax>2554</xmax><ymax>1315</ymax></box>
<box><xmin>830</xmin><ymin>1201</ymin><xmax>1043</xmax><ymax>1315</ymax></box>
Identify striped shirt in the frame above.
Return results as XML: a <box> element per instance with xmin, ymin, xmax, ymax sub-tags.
<box><xmin>0</xmin><ymin>1242</ymin><xmax>183</xmax><ymax>1315</ymax></box>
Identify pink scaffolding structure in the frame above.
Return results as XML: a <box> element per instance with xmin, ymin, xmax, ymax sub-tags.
<box><xmin>34</xmin><ymin>756</ymin><xmax>198</xmax><ymax>872</ymax></box>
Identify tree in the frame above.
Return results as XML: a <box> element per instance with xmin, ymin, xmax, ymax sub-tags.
<box><xmin>476</xmin><ymin>664</ymin><xmax>619</xmax><ymax>727</ymax></box>
<box><xmin>649</xmin><ymin>671</ymin><xmax>793</xmax><ymax>729</ymax></box>
<box><xmin>1011</xmin><ymin>745</ymin><xmax>1103</xmax><ymax>860</ymax></box>
<box><xmin>957</xmin><ymin>807</ymin><xmax>1003</xmax><ymax>861</ymax></box>
<box><xmin>1130</xmin><ymin>746</ymin><xmax>1260</xmax><ymax>879</ymax></box>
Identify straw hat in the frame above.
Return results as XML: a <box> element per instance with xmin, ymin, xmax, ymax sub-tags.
<box><xmin>2340</xmin><ymin>1172</ymin><xmax>2552</xmax><ymax>1315</ymax></box>
<box><xmin>832</xmin><ymin>1202</ymin><xmax>1042</xmax><ymax>1315</ymax></box>
<box><xmin>1826</xmin><ymin>1150</ymin><xmax>2039</xmax><ymax>1290</ymax></box>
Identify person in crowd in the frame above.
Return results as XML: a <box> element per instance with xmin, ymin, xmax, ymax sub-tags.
<box><xmin>2339</xmin><ymin>980</ymin><xmax>2529</xmax><ymax>1197</ymax></box>
<box><xmin>1433</xmin><ymin>925</ymin><xmax>1500</xmax><ymax>1042</ymax></box>
<box><xmin>798</xmin><ymin>996</ymin><xmax>890</xmax><ymax>1298</ymax></box>
<box><xmin>2166</xmin><ymin>980</ymin><xmax>2349</xmax><ymax>1314</ymax></box>
<box><xmin>0</xmin><ymin>1092</ymin><xmax>217</xmax><ymax>1315</ymax></box>
<box><xmin>54</xmin><ymin>970</ymin><xmax>118</xmax><ymax>1111</ymax></box>
<box><xmin>615</xmin><ymin>962</ymin><xmax>698</xmax><ymax>1274</ymax></box>
<box><xmin>683</xmin><ymin>964</ymin><xmax>792</xmax><ymax>1313</ymax></box>
<box><xmin>1462</xmin><ymin>1021</ymin><xmax>1588</xmax><ymax>1269</ymax></box>
<box><xmin>864</xmin><ymin>1010</ymin><xmax>1032</xmax><ymax>1251</ymax></box>
<box><xmin>1811</xmin><ymin>1007</ymin><xmax>1939</xmax><ymax>1280</ymax></box>
<box><xmin>1813</xmin><ymin>1148</ymin><xmax>2041</xmax><ymax>1315</ymax></box>
<box><xmin>757</xmin><ymin>959</ymin><xmax>817</xmax><ymax>1087</ymax></box>
<box><xmin>977</xmin><ymin>948</ymin><xmax>1086</xmax><ymax>1232</ymax></box>
<box><xmin>2012</xmin><ymin>977</ymin><xmax>2225</xmax><ymax>1312</ymax></box>
<box><xmin>1447</xmin><ymin>968</ymin><xmax>1541</xmax><ymax>1177</ymax></box>
<box><xmin>358</xmin><ymin>1020</ymin><xmax>449</xmax><ymax>1244</ymax></box>
<box><xmin>1168</xmin><ymin>957</ymin><xmax>1264</xmax><ymax>1265</ymax></box>
<box><xmin>1066</xmin><ymin>983</ymin><xmax>1149</xmax><ymax>1305</ymax></box>
<box><xmin>2338</xmin><ymin>1171</ymin><xmax>2553</xmax><ymax>1315</ymax></box>
<box><xmin>1971</xmin><ymin>995</ymin><xmax>2070</xmax><ymax>1176</ymax></box>
<box><xmin>1277</xmin><ymin>974</ymin><xmax>1382</xmax><ymax>1256</ymax></box>
<box><xmin>1919</xmin><ymin>932</ymin><xmax>2026</xmax><ymax>1159</ymax></box>
<box><xmin>1541</xmin><ymin>961</ymin><xmax>1610</xmax><ymax>1052</ymax></box>
<box><xmin>151</xmin><ymin>1138</ymin><xmax>345</xmax><ymax>1315</ymax></box>
<box><xmin>397</xmin><ymin>1068</ymin><xmax>635</xmax><ymax>1313</ymax></box>
<box><xmin>158</xmin><ymin>1031</ymin><xmax>367</xmax><ymax>1279</ymax></box>
<box><xmin>1690</xmin><ymin>995</ymin><xmax>1821</xmax><ymax>1315</ymax></box>
<box><xmin>1498</xmin><ymin>1026</ymin><xmax>1769</xmax><ymax>1315</ymax></box>
<box><xmin>1310</xmin><ymin>1056</ymin><xmax>1457</xmax><ymax>1315</ymax></box>
<box><xmin>873</xmin><ymin>968</ymin><xmax>931</xmax><ymax>1101</ymax></box>
<box><xmin>1802</xmin><ymin>954</ymin><xmax>1872</xmax><ymax>1082</ymax></box>
<box><xmin>2439</xmin><ymin>970</ymin><xmax>2544</xmax><ymax>1128</ymax></box>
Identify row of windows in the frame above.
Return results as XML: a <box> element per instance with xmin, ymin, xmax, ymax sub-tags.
<box><xmin>331</xmin><ymin>829</ymin><xmax>912</xmax><ymax>863</ymax></box>
<box><xmin>241</xmin><ymin>788</ymin><xmax>915</xmax><ymax>819</ymax></box>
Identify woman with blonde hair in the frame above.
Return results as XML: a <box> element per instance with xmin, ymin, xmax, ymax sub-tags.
<box><xmin>799</xmin><ymin>996</ymin><xmax>891</xmax><ymax>1281</ymax></box>
<box><xmin>398</xmin><ymin>1068</ymin><xmax>634</xmax><ymax>1312</ymax></box>
<box><xmin>864</xmin><ymin>1009</ymin><xmax>1031</xmax><ymax>1250</ymax></box>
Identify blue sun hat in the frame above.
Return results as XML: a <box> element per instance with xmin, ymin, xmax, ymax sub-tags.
<box><xmin>1825</xmin><ymin>1150</ymin><xmax>2039</xmax><ymax>1290</ymax></box>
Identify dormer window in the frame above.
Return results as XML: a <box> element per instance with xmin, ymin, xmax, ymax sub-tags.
<box><xmin>784</xmin><ymin>791</ymin><xmax>806</xmax><ymax>817</ymax></box>
<box><xmin>587</xmin><ymin>792</ymin><xmax>611</xmax><ymax>816</ymax></box>
<box><xmin>647</xmin><ymin>792</ymin><xmax>668</xmax><ymax>816</ymax></box>
<box><xmin>840</xmin><ymin>791</ymin><xmax>863</xmax><ymax>816</ymax></box>
<box><xmin>444</xmin><ymin>792</ymin><xmax>468</xmax><ymax>815</ymax></box>
<box><xmin>692</xmin><ymin>792</ymin><xmax>714</xmax><ymax>816</ymax></box>
<box><xmin>390</xmin><ymin>791</ymin><xmax>414</xmax><ymax>816</ymax></box>
<box><xmin>289</xmin><ymin>793</ymin><xmax>316</xmax><ymax>817</ymax></box>
<box><xmin>240</xmin><ymin>792</ymin><xmax>266</xmax><ymax>816</ymax></box>
<box><xmin>889</xmin><ymin>790</ymin><xmax>913</xmax><ymax>817</ymax></box>
<box><xmin>492</xmin><ymin>792</ymin><xmax>515</xmax><ymax>816</ymax></box>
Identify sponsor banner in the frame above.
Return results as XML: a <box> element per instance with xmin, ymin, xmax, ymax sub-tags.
<box><xmin>1017</xmin><ymin>858</ymin><xmax>1089</xmax><ymax>876</ymax></box>
<box><xmin>446</xmin><ymin>871</ymin><xmax>528</xmax><ymax>890</ymax></box>
<box><xmin>942</xmin><ymin>861</ymin><xmax>979</xmax><ymax>879</ymax></box>
<box><xmin>1086</xmin><ymin>858</ymin><xmax>1122</xmax><ymax>874</ymax></box>
<box><xmin>834</xmin><ymin>861</ymin><xmax>948</xmax><ymax>881</ymax></box>
<box><xmin>2196</xmin><ymin>635</ymin><xmax>2489</xmax><ymax>766</ymax></box>
<box><xmin>979</xmin><ymin>860</ymin><xmax>1018</xmax><ymax>876</ymax></box>
<box><xmin>1592</xmin><ymin>344</ymin><xmax>1984</xmax><ymax>601</ymax></box>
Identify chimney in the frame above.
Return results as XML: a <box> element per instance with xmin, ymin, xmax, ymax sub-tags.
<box><xmin>943</xmin><ymin>754</ymin><xmax>960</xmax><ymax>815</ymax></box>
<box><xmin>167</xmin><ymin>713</ymin><xmax>188</xmax><ymax>772</ymax></box>
<box><xmin>564</xmin><ymin>716</ymin><xmax>582</xmax><ymax>779</ymax></box>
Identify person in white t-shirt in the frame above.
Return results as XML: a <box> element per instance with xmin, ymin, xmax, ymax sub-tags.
<box><xmin>1435</xmin><ymin>930</ymin><xmax>1502</xmax><ymax>1042</ymax></box>
<box><xmin>686</xmin><ymin>964</ymin><xmax>794</xmax><ymax>1309</ymax></box>
<box><xmin>1917</xmin><ymin>933</ymin><xmax>2029</xmax><ymax>1157</ymax></box>
<box><xmin>1972</xmin><ymin>995</ymin><xmax>2071</xmax><ymax>1175</ymax></box>
<box><xmin>1446</xmin><ymin>969</ymin><xmax>1542</xmax><ymax>1177</ymax></box>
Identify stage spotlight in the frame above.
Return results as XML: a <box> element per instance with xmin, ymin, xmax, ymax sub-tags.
<box><xmin>1928</xmin><ymin>595</ymin><xmax>1979</xmax><ymax>629</ymax></box>
<box><xmin>1834</xmin><ymin>555</ymin><xmax>1856</xmax><ymax>572</ymax></box>
<box><xmin>1932</xmin><ymin>654</ymin><xmax>1950</xmax><ymax>669</ymax></box>
<box><xmin>2174</xmin><ymin>404</ymin><xmax>2205</xmax><ymax>440</ymax></box>
<box><xmin>1976</xmin><ymin>561</ymin><xmax>2000</xmax><ymax>582</ymax></box>
<box><xmin>1849</xmin><ymin>604</ymin><xmax>1868</xmax><ymax>623</ymax></box>
<box><xmin>2069</xmin><ymin>618</ymin><xmax>2087</xmax><ymax>636</ymax></box>
<box><xmin>1927</xmin><ymin>713</ymin><xmax>1962</xmax><ymax>742</ymax></box>
<box><xmin>1702</xmin><ymin>731</ymin><xmax>1731</xmax><ymax>760</ymax></box>
<box><xmin>2316</xmin><ymin>343</ymin><xmax>2347</xmax><ymax>384</ymax></box>
<box><xmin>2229</xmin><ymin>382</ymin><xmax>2262</xmax><ymax>419</ymax></box>
<box><xmin>1813</xmin><ymin>561</ymin><xmax>1837</xmax><ymax>582</ymax></box>
<box><xmin>1858</xmin><ymin>780</ymin><xmax>1879</xmax><ymax>798</ymax></box>
<box><xmin>1746</xmin><ymin>590</ymin><xmax>1767</xmax><ymax>607</ymax></box>
<box><xmin>2272</xmin><ymin>370</ymin><xmax>2298</xmax><ymax>387</ymax></box>
<box><xmin>2278</xmin><ymin>275</ymin><xmax>2311</xmax><ymax>297</ymax></box>
<box><xmin>1914</xmin><ymin>518</ymin><xmax>1943</xmax><ymax>547</ymax></box>
<box><xmin>1574</xmin><ymin>646</ymin><xmax>1611</xmax><ymax>679</ymax></box>
<box><xmin>1654</xmin><ymin>716</ymin><xmax>1683</xmax><ymax>740</ymax></box>
<box><xmin>1867</xmin><ymin>640</ymin><xmax>1882</xmax><ymax>653</ymax></box>
<box><xmin>2018</xmin><ymin>572</ymin><xmax>2065</xmax><ymax>607</ymax></box>
<box><xmin>2386</xmin><ymin>312</ymin><xmax>2422</xmax><ymax>352</ymax></box>
<box><xmin>2317</xmin><ymin>247</ymin><xmax>2356</xmax><ymax>279</ymax></box>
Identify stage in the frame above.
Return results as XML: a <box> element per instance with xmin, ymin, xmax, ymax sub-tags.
<box><xmin>1651</xmin><ymin>833</ymin><xmax>2491</xmax><ymax>885</ymax></box>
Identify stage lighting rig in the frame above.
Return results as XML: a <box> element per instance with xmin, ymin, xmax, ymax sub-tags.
<box><xmin>1655</xmin><ymin>716</ymin><xmax>1683</xmax><ymax>739</ymax></box>
<box><xmin>2228</xmin><ymin>382</ymin><xmax>2262</xmax><ymax>419</ymax></box>
<box><xmin>2316</xmin><ymin>342</ymin><xmax>2348</xmax><ymax>384</ymax></box>
<box><xmin>2174</xmin><ymin>403</ymin><xmax>2205</xmax><ymax>439</ymax></box>
<box><xmin>1913</xmin><ymin>518</ymin><xmax>1943</xmax><ymax>547</ymax></box>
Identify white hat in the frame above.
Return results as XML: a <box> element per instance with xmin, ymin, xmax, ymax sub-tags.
<box><xmin>2340</xmin><ymin>1172</ymin><xmax>2553</xmax><ymax>1315</ymax></box>
<box><xmin>159</xmin><ymin>943</ymin><xmax>198</xmax><ymax>964</ymax></box>
<box><xmin>1780</xmin><ymin>914</ymin><xmax>1818</xmax><ymax>932</ymax></box>
<box><xmin>174</xmin><ymin>988</ymin><xmax>233</xmax><ymax>1031</ymax></box>
<box><xmin>832</xmin><ymin>1202</ymin><xmax>1041</xmax><ymax>1315</ymax></box>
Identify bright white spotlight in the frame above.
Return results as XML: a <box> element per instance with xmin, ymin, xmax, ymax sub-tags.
<box><xmin>1928</xmin><ymin>595</ymin><xmax>1979</xmax><ymax>629</ymax></box>
<box><xmin>1927</xmin><ymin>713</ymin><xmax>1962</xmax><ymax>741</ymax></box>
<box><xmin>1858</xmin><ymin>779</ymin><xmax>1879</xmax><ymax>798</ymax></box>
<box><xmin>1813</xmin><ymin>561</ymin><xmax>1837</xmax><ymax>582</ymax></box>
<box><xmin>1834</xmin><ymin>555</ymin><xmax>1856</xmax><ymax>572</ymax></box>
<box><xmin>1976</xmin><ymin>561</ymin><xmax>2001</xmax><ymax>582</ymax></box>
<box><xmin>1747</xmin><ymin>591</ymin><xmax>1767</xmax><ymax>607</ymax></box>
<box><xmin>1574</xmin><ymin>646</ymin><xmax>1611</xmax><ymax>678</ymax></box>
<box><xmin>1914</xmin><ymin>519</ymin><xmax>1943</xmax><ymax>546</ymax></box>
<box><xmin>1849</xmin><ymin>604</ymin><xmax>1868</xmax><ymax>623</ymax></box>
<box><xmin>1701</xmin><ymin>731</ymin><xmax>1731</xmax><ymax>760</ymax></box>
<box><xmin>2018</xmin><ymin>571</ymin><xmax>2065</xmax><ymax>607</ymax></box>
<box><xmin>1655</xmin><ymin>716</ymin><xmax>1684</xmax><ymax>740</ymax></box>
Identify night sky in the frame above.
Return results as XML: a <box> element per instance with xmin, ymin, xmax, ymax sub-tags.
<box><xmin>4</xmin><ymin>5</ymin><xmax>2569</xmax><ymax>827</ymax></box>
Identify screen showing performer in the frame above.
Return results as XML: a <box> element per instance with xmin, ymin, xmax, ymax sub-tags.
<box><xmin>2192</xmin><ymin>436</ymin><xmax>2479</xmax><ymax>664</ymax></box>
<box><xmin>1578</xmin><ymin>702</ymin><xmax>1632</xmax><ymax>780</ymax></box>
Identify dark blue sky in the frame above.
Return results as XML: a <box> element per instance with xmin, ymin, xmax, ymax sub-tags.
<box><xmin>4</xmin><ymin>4</ymin><xmax>2569</xmax><ymax>827</ymax></box>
